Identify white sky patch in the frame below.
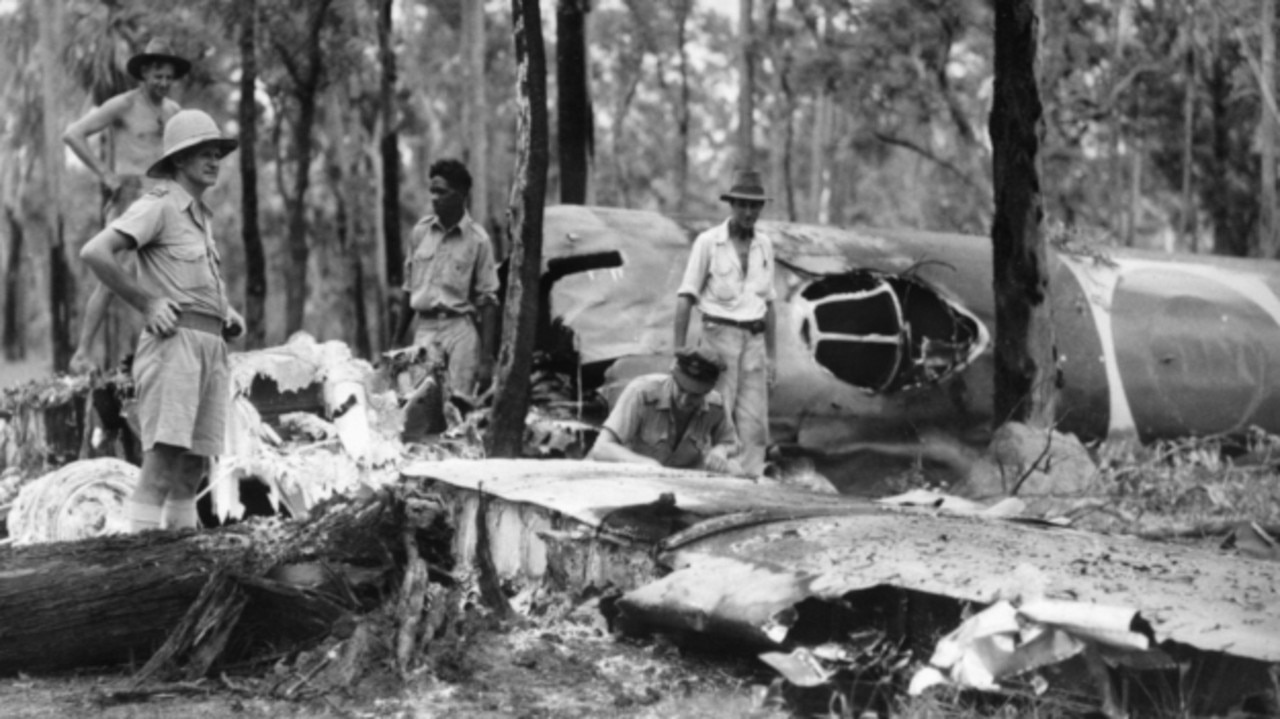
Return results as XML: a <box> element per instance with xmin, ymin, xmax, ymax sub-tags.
<box><xmin>702</xmin><ymin>0</ymin><xmax>738</xmax><ymax>21</ymax></box>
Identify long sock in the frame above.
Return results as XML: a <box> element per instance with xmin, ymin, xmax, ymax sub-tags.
<box><xmin>162</xmin><ymin>498</ymin><xmax>200</xmax><ymax>530</ymax></box>
<box><xmin>128</xmin><ymin>500</ymin><xmax>163</xmax><ymax>533</ymax></box>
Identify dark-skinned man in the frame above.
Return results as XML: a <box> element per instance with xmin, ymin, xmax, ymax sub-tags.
<box><xmin>394</xmin><ymin>159</ymin><xmax>499</xmax><ymax>401</ymax></box>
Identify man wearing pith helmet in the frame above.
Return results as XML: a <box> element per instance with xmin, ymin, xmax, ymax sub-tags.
<box><xmin>674</xmin><ymin>169</ymin><xmax>778</xmax><ymax>477</ymax></box>
<box><xmin>588</xmin><ymin>347</ymin><xmax>746</xmax><ymax>476</ymax></box>
<box><xmin>80</xmin><ymin>109</ymin><xmax>242</xmax><ymax>533</ymax></box>
<box><xmin>66</xmin><ymin>37</ymin><xmax>191</xmax><ymax>374</ymax></box>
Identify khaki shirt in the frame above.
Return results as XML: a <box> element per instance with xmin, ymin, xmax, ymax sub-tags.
<box><xmin>677</xmin><ymin>220</ymin><xmax>776</xmax><ymax>322</ymax></box>
<box><xmin>404</xmin><ymin>212</ymin><xmax>499</xmax><ymax>316</ymax></box>
<box><xmin>602</xmin><ymin>373</ymin><xmax>736</xmax><ymax>469</ymax></box>
<box><xmin>111</xmin><ymin>180</ymin><xmax>227</xmax><ymax>319</ymax></box>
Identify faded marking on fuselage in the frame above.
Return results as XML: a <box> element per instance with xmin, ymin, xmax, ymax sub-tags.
<box><xmin>1058</xmin><ymin>255</ymin><xmax>1280</xmax><ymax>440</ymax></box>
<box><xmin>1122</xmin><ymin>260</ymin><xmax>1280</xmax><ymax>327</ymax></box>
<box><xmin>1058</xmin><ymin>256</ymin><xmax>1136</xmax><ymax>437</ymax></box>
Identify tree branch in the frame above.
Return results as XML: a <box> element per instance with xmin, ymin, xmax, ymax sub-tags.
<box><xmin>871</xmin><ymin>131</ymin><xmax>987</xmax><ymax>195</ymax></box>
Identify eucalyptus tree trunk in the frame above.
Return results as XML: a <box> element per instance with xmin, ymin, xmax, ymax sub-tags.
<box><xmin>378</xmin><ymin>0</ymin><xmax>403</xmax><ymax>347</ymax></box>
<box><xmin>764</xmin><ymin>0</ymin><xmax>795</xmax><ymax>220</ymax></box>
<box><xmin>463</xmin><ymin>0</ymin><xmax>490</xmax><ymax>237</ymax></box>
<box><xmin>990</xmin><ymin>0</ymin><xmax>1055</xmax><ymax>428</ymax></box>
<box><xmin>1181</xmin><ymin>0</ymin><xmax>1197</xmax><ymax>253</ymax></box>
<box><xmin>1207</xmin><ymin>13</ymin><xmax>1247</xmax><ymax>256</ymax></box>
<box><xmin>38</xmin><ymin>0</ymin><xmax>72</xmax><ymax>372</ymax></box>
<box><xmin>809</xmin><ymin>92</ymin><xmax>830</xmax><ymax>223</ymax></box>
<box><xmin>3</xmin><ymin>206</ymin><xmax>23</xmax><ymax>361</ymax></box>
<box><xmin>673</xmin><ymin>0</ymin><xmax>691</xmax><ymax>214</ymax></box>
<box><xmin>736</xmin><ymin>0</ymin><xmax>755</xmax><ymax>169</ymax></box>
<box><xmin>1261</xmin><ymin>0</ymin><xmax>1276</xmax><ymax>258</ymax></box>
<box><xmin>239</xmin><ymin>0</ymin><xmax>267</xmax><ymax>349</ymax></box>
<box><xmin>486</xmin><ymin>0</ymin><xmax>548</xmax><ymax>458</ymax></box>
<box><xmin>557</xmin><ymin>0</ymin><xmax>592</xmax><ymax>204</ymax></box>
<box><xmin>281</xmin><ymin>1</ymin><xmax>333</xmax><ymax>336</ymax></box>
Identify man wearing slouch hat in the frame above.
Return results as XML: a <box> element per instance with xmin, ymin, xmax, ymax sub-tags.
<box><xmin>66</xmin><ymin>37</ymin><xmax>191</xmax><ymax>374</ymax></box>
<box><xmin>674</xmin><ymin>169</ymin><xmax>778</xmax><ymax>476</ymax></box>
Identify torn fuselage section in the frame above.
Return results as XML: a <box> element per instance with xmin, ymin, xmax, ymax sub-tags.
<box><xmin>796</xmin><ymin>270</ymin><xmax>989</xmax><ymax>394</ymax></box>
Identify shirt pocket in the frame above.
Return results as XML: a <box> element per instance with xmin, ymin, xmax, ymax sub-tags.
<box><xmin>161</xmin><ymin>243</ymin><xmax>212</xmax><ymax>291</ymax></box>
<box><xmin>443</xmin><ymin>245</ymin><xmax>475</xmax><ymax>296</ymax></box>
<box><xmin>410</xmin><ymin>248</ymin><xmax>436</xmax><ymax>290</ymax></box>
<box><xmin>749</xmin><ymin>250</ymin><xmax>773</xmax><ymax>298</ymax></box>
<box><xmin>708</xmin><ymin>251</ymin><xmax>740</xmax><ymax>302</ymax></box>
<box><xmin>638</xmin><ymin>416</ymin><xmax>669</xmax><ymax>452</ymax></box>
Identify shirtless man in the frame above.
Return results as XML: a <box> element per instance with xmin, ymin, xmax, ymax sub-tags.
<box><xmin>65</xmin><ymin>38</ymin><xmax>190</xmax><ymax>374</ymax></box>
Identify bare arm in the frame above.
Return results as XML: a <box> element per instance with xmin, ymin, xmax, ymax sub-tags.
<box><xmin>674</xmin><ymin>294</ymin><xmax>695</xmax><ymax>349</ymax></box>
<box><xmin>80</xmin><ymin>228</ymin><xmax>181</xmax><ymax>337</ymax></box>
<box><xmin>63</xmin><ymin>97</ymin><xmax>127</xmax><ymax>192</ymax></box>
<box><xmin>586</xmin><ymin>429</ymin><xmax>662</xmax><ymax>466</ymax></box>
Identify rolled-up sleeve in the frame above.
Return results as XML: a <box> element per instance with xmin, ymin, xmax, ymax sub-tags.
<box><xmin>110</xmin><ymin>195</ymin><xmax>164</xmax><ymax>249</ymax></box>
<box><xmin>602</xmin><ymin>381</ymin><xmax>643</xmax><ymax>445</ymax></box>
<box><xmin>677</xmin><ymin>232</ymin><xmax>712</xmax><ymax>300</ymax></box>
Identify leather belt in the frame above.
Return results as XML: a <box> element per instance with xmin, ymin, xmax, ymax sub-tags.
<box><xmin>417</xmin><ymin>308</ymin><xmax>466</xmax><ymax>320</ymax></box>
<box><xmin>703</xmin><ymin>314</ymin><xmax>766</xmax><ymax>334</ymax></box>
<box><xmin>175</xmin><ymin>311</ymin><xmax>225</xmax><ymax>337</ymax></box>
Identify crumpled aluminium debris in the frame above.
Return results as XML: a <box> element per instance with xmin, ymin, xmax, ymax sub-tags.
<box><xmin>209</xmin><ymin>337</ymin><xmax>406</xmax><ymax>522</ymax></box>
<box><xmin>8</xmin><ymin>457</ymin><xmax>138</xmax><ymax>544</ymax></box>
<box><xmin>908</xmin><ymin>598</ymin><xmax>1154</xmax><ymax>696</ymax></box>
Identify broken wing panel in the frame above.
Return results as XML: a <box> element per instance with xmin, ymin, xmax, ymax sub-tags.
<box><xmin>648</xmin><ymin>510</ymin><xmax>1280</xmax><ymax>664</ymax></box>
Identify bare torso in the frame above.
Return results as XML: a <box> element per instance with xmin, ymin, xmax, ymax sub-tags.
<box><xmin>110</xmin><ymin>88</ymin><xmax>180</xmax><ymax>175</ymax></box>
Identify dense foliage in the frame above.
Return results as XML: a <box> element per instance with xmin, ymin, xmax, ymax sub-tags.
<box><xmin>1</xmin><ymin>0</ymin><xmax>1277</xmax><ymax>359</ymax></box>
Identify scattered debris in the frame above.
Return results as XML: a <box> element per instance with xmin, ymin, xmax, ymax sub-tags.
<box><xmin>7</xmin><ymin>457</ymin><xmax>136</xmax><ymax>544</ymax></box>
<box><xmin>908</xmin><ymin>598</ymin><xmax>1156</xmax><ymax>719</ymax></box>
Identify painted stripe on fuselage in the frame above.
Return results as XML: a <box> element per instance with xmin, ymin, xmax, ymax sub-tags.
<box><xmin>1057</xmin><ymin>256</ymin><xmax>1135</xmax><ymax>439</ymax></box>
<box><xmin>1060</xmin><ymin>255</ymin><xmax>1280</xmax><ymax>441</ymax></box>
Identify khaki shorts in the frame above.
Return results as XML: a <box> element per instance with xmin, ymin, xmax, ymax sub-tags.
<box><xmin>414</xmin><ymin>315</ymin><xmax>479</xmax><ymax>397</ymax></box>
<box><xmin>132</xmin><ymin>327</ymin><xmax>229</xmax><ymax>456</ymax></box>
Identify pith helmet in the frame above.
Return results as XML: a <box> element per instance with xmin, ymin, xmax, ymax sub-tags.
<box><xmin>126</xmin><ymin>38</ymin><xmax>191</xmax><ymax>81</ymax></box>
<box><xmin>146</xmin><ymin>110</ymin><xmax>238</xmax><ymax>179</ymax></box>
<box><xmin>719</xmin><ymin>168</ymin><xmax>770</xmax><ymax>203</ymax></box>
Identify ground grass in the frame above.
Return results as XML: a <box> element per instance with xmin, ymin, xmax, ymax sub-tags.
<box><xmin>1083</xmin><ymin>429</ymin><xmax>1280</xmax><ymax>545</ymax></box>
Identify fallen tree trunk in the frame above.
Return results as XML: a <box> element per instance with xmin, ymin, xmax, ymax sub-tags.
<box><xmin>0</xmin><ymin>483</ymin><xmax>453</xmax><ymax>677</ymax></box>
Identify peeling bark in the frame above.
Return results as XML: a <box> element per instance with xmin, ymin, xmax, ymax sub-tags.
<box><xmin>239</xmin><ymin>0</ymin><xmax>267</xmax><ymax>349</ymax></box>
<box><xmin>487</xmin><ymin>0</ymin><xmax>548</xmax><ymax>458</ymax></box>
<box><xmin>0</xmin><ymin>485</ymin><xmax>452</xmax><ymax>678</ymax></box>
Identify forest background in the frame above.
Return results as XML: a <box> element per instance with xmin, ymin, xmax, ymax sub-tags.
<box><xmin>1</xmin><ymin>0</ymin><xmax>1276</xmax><ymax>372</ymax></box>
